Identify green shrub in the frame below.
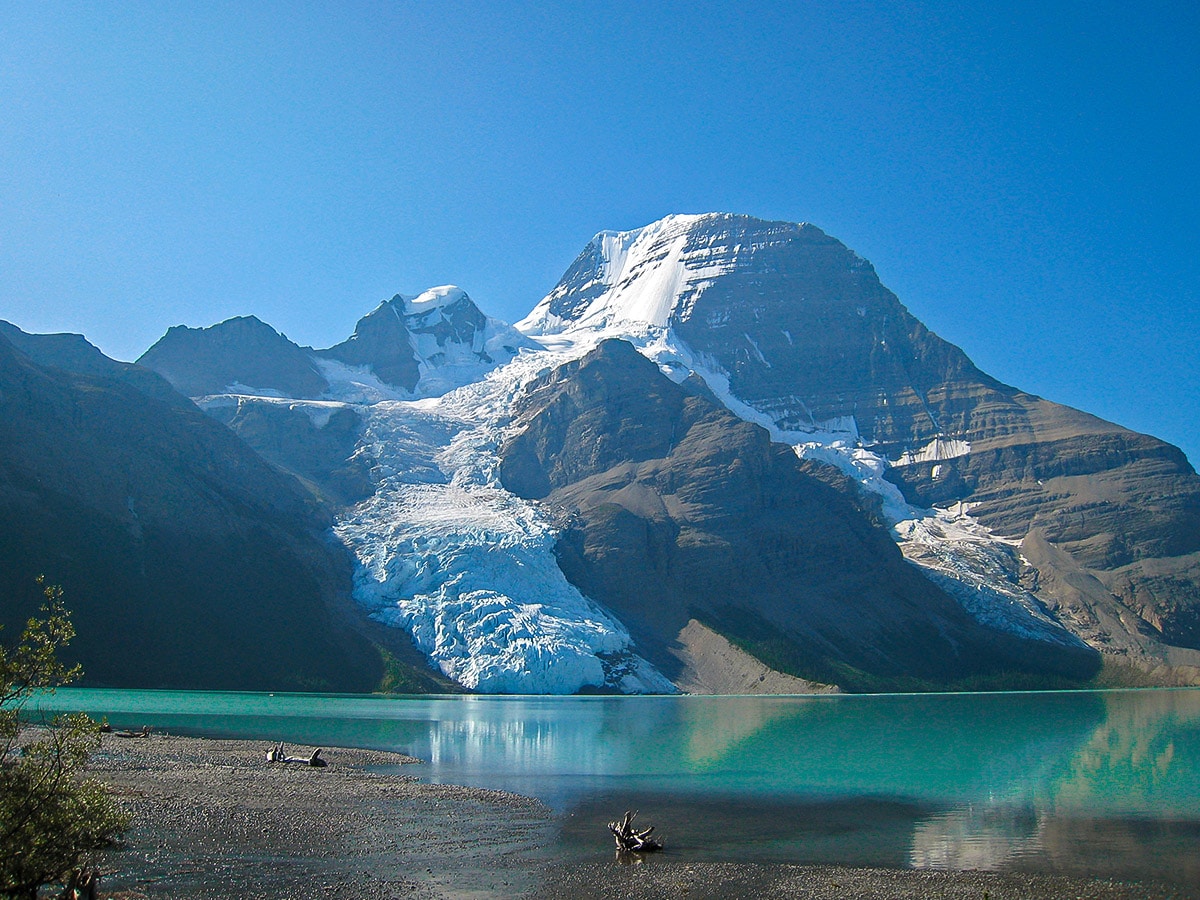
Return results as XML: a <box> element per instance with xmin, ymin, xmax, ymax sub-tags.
<box><xmin>0</xmin><ymin>579</ymin><xmax>129</xmax><ymax>899</ymax></box>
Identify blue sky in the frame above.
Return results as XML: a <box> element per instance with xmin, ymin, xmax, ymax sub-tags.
<box><xmin>2</xmin><ymin>2</ymin><xmax>1197</xmax><ymax>463</ymax></box>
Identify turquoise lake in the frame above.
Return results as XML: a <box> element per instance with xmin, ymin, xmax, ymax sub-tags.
<box><xmin>32</xmin><ymin>687</ymin><xmax>1200</xmax><ymax>888</ymax></box>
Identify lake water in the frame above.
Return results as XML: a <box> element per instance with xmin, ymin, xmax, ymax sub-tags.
<box><xmin>32</xmin><ymin>687</ymin><xmax>1200</xmax><ymax>889</ymax></box>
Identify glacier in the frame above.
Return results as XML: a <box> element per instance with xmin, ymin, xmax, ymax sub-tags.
<box><xmin>198</xmin><ymin>213</ymin><xmax>1089</xmax><ymax>692</ymax></box>
<box><xmin>328</xmin><ymin>332</ymin><xmax>674</xmax><ymax>694</ymax></box>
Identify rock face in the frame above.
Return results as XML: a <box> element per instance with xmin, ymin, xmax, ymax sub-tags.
<box><xmin>318</xmin><ymin>286</ymin><xmax>537</xmax><ymax>394</ymax></box>
<box><xmin>0</xmin><ymin>328</ymin><xmax>387</xmax><ymax>691</ymax></box>
<box><xmin>137</xmin><ymin>315</ymin><xmax>329</xmax><ymax>398</ymax></box>
<box><xmin>499</xmin><ymin>339</ymin><xmax>1098</xmax><ymax>689</ymax></box>
<box><xmin>199</xmin><ymin>398</ymin><xmax>373</xmax><ymax>507</ymax></box>
<box><xmin>319</xmin><ymin>296</ymin><xmax>423</xmax><ymax>390</ymax></box>
<box><xmin>525</xmin><ymin>214</ymin><xmax>1200</xmax><ymax>681</ymax></box>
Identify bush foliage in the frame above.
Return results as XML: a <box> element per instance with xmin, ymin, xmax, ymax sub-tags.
<box><xmin>1</xmin><ymin>579</ymin><xmax>129</xmax><ymax>899</ymax></box>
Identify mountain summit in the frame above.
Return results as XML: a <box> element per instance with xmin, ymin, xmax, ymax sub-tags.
<box><xmin>23</xmin><ymin>211</ymin><xmax>1198</xmax><ymax>693</ymax></box>
<box><xmin>319</xmin><ymin>286</ymin><xmax>536</xmax><ymax>395</ymax></box>
<box><xmin>520</xmin><ymin>213</ymin><xmax>1200</xmax><ymax>678</ymax></box>
<box><xmin>521</xmin><ymin>212</ymin><xmax>989</xmax><ymax>449</ymax></box>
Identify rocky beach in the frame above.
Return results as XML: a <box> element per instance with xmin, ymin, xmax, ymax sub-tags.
<box><xmin>87</xmin><ymin>733</ymin><xmax>1188</xmax><ymax>899</ymax></box>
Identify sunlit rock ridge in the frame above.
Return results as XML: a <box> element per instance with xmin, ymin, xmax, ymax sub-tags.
<box><xmin>128</xmin><ymin>212</ymin><xmax>1200</xmax><ymax>692</ymax></box>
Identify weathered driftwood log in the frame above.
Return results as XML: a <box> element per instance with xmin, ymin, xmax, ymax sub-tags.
<box><xmin>265</xmin><ymin>742</ymin><xmax>327</xmax><ymax>767</ymax></box>
<box><xmin>65</xmin><ymin>866</ymin><xmax>98</xmax><ymax>900</ymax></box>
<box><xmin>114</xmin><ymin>725</ymin><xmax>152</xmax><ymax>739</ymax></box>
<box><xmin>608</xmin><ymin>810</ymin><xmax>663</xmax><ymax>852</ymax></box>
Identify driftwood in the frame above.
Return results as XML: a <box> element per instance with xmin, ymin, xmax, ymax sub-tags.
<box><xmin>63</xmin><ymin>866</ymin><xmax>99</xmax><ymax>900</ymax></box>
<box><xmin>265</xmin><ymin>741</ymin><xmax>327</xmax><ymax>767</ymax></box>
<box><xmin>114</xmin><ymin>725</ymin><xmax>152</xmax><ymax>739</ymax></box>
<box><xmin>608</xmin><ymin>810</ymin><xmax>663</xmax><ymax>852</ymax></box>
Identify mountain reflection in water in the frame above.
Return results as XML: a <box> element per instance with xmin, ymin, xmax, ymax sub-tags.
<box><xmin>35</xmin><ymin>688</ymin><xmax>1200</xmax><ymax>888</ymax></box>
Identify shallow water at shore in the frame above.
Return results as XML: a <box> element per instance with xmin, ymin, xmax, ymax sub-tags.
<box><xmin>35</xmin><ymin>687</ymin><xmax>1200</xmax><ymax>890</ymax></box>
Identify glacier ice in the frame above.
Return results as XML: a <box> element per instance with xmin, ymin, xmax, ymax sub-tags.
<box><xmin>332</xmin><ymin>344</ymin><xmax>674</xmax><ymax>694</ymax></box>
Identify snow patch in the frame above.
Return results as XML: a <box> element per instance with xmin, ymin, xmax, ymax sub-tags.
<box><xmin>519</xmin><ymin>214</ymin><xmax>736</xmax><ymax>334</ymax></box>
<box><xmin>892</xmin><ymin>436</ymin><xmax>971</xmax><ymax>466</ymax></box>
<box><xmin>223</xmin><ymin>381</ymin><xmax>287</xmax><ymax>398</ymax></box>
<box><xmin>743</xmin><ymin>333</ymin><xmax>771</xmax><ymax>367</ymax></box>
<box><xmin>195</xmin><ymin>392</ymin><xmax>353</xmax><ymax>430</ymax></box>
<box><xmin>894</xmin><ymin>505</ymin><xmax>1082</xmax><ymax>647</ymax></box>
<box><xmin>404</xmin><ymin>284</ymin><xmax>469</xmax><ymax>313</ymax></box>
<box><xmin>317</xmin><ymin>358</ymin><xmax>408</xmax><ymax>405</ymax></box>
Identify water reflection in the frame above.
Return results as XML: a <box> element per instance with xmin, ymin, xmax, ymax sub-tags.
<box><xmin>1039</xmin><ymin>689</ymin><xmax>1200</xmax><ymax>816</ymax></box>
<box><xmin>910</xmin><ymin>805</ymin><xmax>1044</xmax><ymax>870</ymax></box>
<box><xmin>34</xmin><ymin>688</ymin><xmax>1200</xmax><ymax>886</ymax></box>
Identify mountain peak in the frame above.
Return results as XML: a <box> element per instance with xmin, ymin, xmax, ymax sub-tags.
<box><xmin>319</xmin><ymin>286</ymin><xmax>537</xmax><ymax>395</ymax></box>
<box><xmin>517</xmin><ymin>213</ymin><xmax>823</xmax><ymax>334</ymax></box>
<box><xmin>139</xmin><ymin>315</ymin><xmax>328</xmax><ymax>398</ymax></box>
<box><xmin>403</xmin><ymin>284</ymin><xmax>470</xmax><ymax>313</ymax></box>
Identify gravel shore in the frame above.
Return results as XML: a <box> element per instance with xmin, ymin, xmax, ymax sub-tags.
<box><xmin>90</xmin><ymin>732</ymin><xmax>553</xmax><ymax>898</ymax></box>
<box><xmin>88</xmin><ymin>733</ymin><xmax>1192</xmax><ymax>899</ymax></box>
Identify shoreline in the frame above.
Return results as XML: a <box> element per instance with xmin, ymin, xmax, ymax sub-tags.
<box><xmin>88</xmin><ymin>733</ymin><xmax>1190</xmax><ymax>899</ymax></box>
<box><xmin>90</xmin><ymin>732</ymin><xmax>553</xmax><ymax>898</ymax></box>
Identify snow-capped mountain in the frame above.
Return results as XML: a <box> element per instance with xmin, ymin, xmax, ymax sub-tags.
<box><xmin>120</xmin><ymin>212</ymin><xmax>1200</xmax><ymax>693</ymax></box>
<box><xmin>519</xmin><ymin>213</ymin><xmax>1200</xmax><ymax>680</ymax></box>
<box><xmin>520</xmin><ymin>213</ymin><xmax>810</xmax><ymax>334</ymax></box>
<box><xmin>521</xmin><ymin>212</ymin><xmax>980</xmax><ymax>449</ymax></box>
<box><xmin>318</xmin><ymin>286</ymin><xmax>538</xmax><ymax>398</ymax></box>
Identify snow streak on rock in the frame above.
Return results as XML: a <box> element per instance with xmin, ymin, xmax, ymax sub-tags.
<box><xmin>518</xmin><ymin>213</ymin><xmax>762</xmax><ymax>333</ymax></box>
<box><xmin>891</xmin><ymin>437</ymin><xmax>972</xmax><ymax>467</ymax></box>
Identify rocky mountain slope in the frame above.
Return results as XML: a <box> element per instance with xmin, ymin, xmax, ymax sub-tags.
<box><xmin>0</xmin><ymin>326</ymin><xmax>447</xmax><ymax>692</ymax></box>
<box><xmin>521</xmin><ymin>213</ymin><xmax>1200</xmax><ymax>684</ymax></box>
<box><xmin>497</xmin><ymin>339</ymin><xmax>1096</xmax><ymax>689</ymax></box>
<box><xmin>25</xmin><ymin>211</ymin><xmax>1197</xmax><ymax>693</ymax></box>
<box><xmin>136</xmin><ymin>315</ymin><xmax>328</xmax><ymax>398</ymax></box>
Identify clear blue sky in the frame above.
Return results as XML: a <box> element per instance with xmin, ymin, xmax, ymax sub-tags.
<box><xmin>2</xmin><ymin>2</ymin><xmax>1197</xmax><ymax>464</ymax></box>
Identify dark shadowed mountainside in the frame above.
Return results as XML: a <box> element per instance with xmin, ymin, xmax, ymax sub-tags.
<box><xmin>0</xmin><ymin>329</ymin><xmax>420</xmax><ymax>691</ymax></box>
<box><xmin>137</xmin><ymin>315</ymin><xmax>329</xmax><ymax>398</ymax></box>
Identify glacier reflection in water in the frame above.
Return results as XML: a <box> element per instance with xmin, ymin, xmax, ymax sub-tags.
<box><xmin>35</xmin><ymin>688</ymin><xmax>1200</xmax><ymax>887</ymax></box>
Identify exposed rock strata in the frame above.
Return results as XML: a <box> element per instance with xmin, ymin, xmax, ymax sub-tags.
<box><xmin>534</xmin><ymin>213</ymin><xmax>1200</xmax><ymax>681</ymax></box>
<box><xmin>499</xmin><ymin>339</ymin><xmax>1099</xmax><ymax>689</ymax></box>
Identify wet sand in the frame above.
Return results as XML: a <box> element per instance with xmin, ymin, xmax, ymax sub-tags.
<box><xmin>89</xmin><ymin>733</ymin><xmax>1189</xmax><ymax>899</ymax></box>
